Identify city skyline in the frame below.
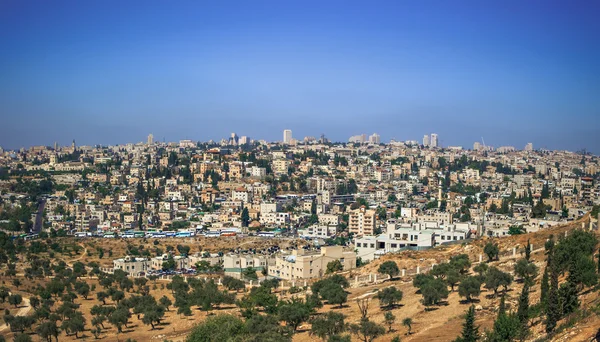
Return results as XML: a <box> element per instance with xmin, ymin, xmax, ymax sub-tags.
<box><xmin>1</xmin><ymin>1</ymin><xmax>599</xmax><ymax>153</ymax></box>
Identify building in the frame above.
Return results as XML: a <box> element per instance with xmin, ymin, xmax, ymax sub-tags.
<box><xmin>473</xmin><ymin>142</ymin><xmax>481</xmax><ymax>151</ymax></box>
<box><xmin>298</xmin><ymin>224</ymin><xmax>337</xmax><ymax>238</ymax></box>
<box><xmin>423</xmin><ymin>135</ymin><xmax>430</xmax><ymax>147</ymax></box>
<box><xmin>113</xmin><ymin>256</ymin><xmax>150</xmax><ymax>276</ymax></box>
<box><xmin>349</xmin><ymin>206</ymin><xmax>376</xmax><ymax>236</ymax></box>
<box><xmin>349</xmin><ymin>134</ymin><xmax>366</xmax><ymax>144</ymax></box>
<box><xmin>223</xmin><ymin>254</ymin><xmax>269</xmax><ymax>278</ymax></box>
<box><xmin>355</xmin><ymin>221</ymin><xmax>471</xmax><ymax>261</ymax></box>
<box><xmin>283</xmin><ymin>129</ymin><xmax>293</xmax><ymax>144</ymax></box>
<box><xmin>147</xmin><ymin>134</ymin><xmax>154</xmax><ymax>145</ymax></box>
<box><xmin>430</xmin><ymin>133</ymin><xmax>438</xmax><ymax>148</ymax></box>
<box><xmin>524</xmin><ymin>143</ymin><xmax>533</xmax><ymax>151</ymax></box>
<box><xmin>369</xmin><ymin>133</ymin><xmax>381</xmax><ymax>144</ymax></box>
<box><xmin>239</xmin><ymin>136</ymin><xmax>249</xmax><ymax>145</ymax></box>
<box><xmin>268</xmin><ymin>246</ymin><xmax>356</xmax><ymax>280</ymax></box>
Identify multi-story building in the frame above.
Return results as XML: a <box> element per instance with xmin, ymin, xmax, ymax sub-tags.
<box><xmin>283</xmin><ymin>129</ymin><xmax>292</xmax><ymax>144</ymax></box>
<box><xmin>113</xmin><ymin>256</ymin><xmax>150</xmax><ymax>276</ymax></box>
<box><xmin>268</xmin><ymin>246</ymin><xmax>356</xmax><ymax>280</ymax></box>
<box><xmin>349</xmin><ymin>206</ymin><xmax>376</xmax><ymax>236</ymax></box>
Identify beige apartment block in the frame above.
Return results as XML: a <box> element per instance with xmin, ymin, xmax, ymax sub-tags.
<box><xmin>268</xmin><ymin>246</ymin><xmax>356</xmax><ymax>280</ymax></box>
<box><xmin>349</xmin><ymin>206</ymin><xmax>376</xmax><ymax>236</ymax></box>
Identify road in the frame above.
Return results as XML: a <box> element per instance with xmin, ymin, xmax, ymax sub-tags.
<box><xmin>32</xmin><ymin>198</ymin><xmax>46</xmax><ymax>234</ymax></box>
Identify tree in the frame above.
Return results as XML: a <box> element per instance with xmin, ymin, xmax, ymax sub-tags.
<box><xmin>37</xmin><ymin>320</ymin><xmax>60</xmax><ymax>342</ymax></box>
<box><xmin>559</xmin><ymin>281</ymin><xmax>579</xmax><ymax>316</ymax></box>
<box><xmin>458</xmin><ymin>276</ymin><xmax>481</xmax><ymax>303</ymax></box>
<box><xmin>489</xmin><ymin>296</ymin><xmax>519</xmax><ymax>342</ymax></box>
<box><xmin>349</xmin><ymin>319</ymin><xmax>386</xmax><ymax>342</ymax></box>
<box><xmin>142</xmin><ymin>303</ymin><xmax>165</xmax><ymax>330</ymax></box>
<box><xmin>97</xmin><ymin>291</ymin><xmax>108</xmax><ymax>305</ymax></box>
<box><xmin>61</xmin><ymin>311</ymin><xmax>86</xmax><ymax>338</ymax></box>
<box><xmin>160</xmin><ymin>295</ymin><xmax>172</xmax><ymax>311</ymax></box>
<box><xmin>320</xmin><ymin>282</ymin><xmax>347</xmax><ymax>308</ymax></box>
<box><xmin>525</xmin><ymin>239</ymin><xmax>531</xmax><ymax>261</ymax></box>
<box><xmin>545</xmin><ymin>262</ymin><xmax>560</xmax><ymax>333</ymax></box>
<box><xmin>484</xmin><ymin>242</ymin><xmax>499</xmax><ymax>262</ymax></box>
<box><xmin>278</xmin><ymin>299</ymin><xmax>311</xmax><ymax>331</ymax></box>
<box><xmin>516</xmin><ymin>285</ymin><xmax>530</xmax><ymax>340</ymax></box>
<box><xmin>446</xmin><ymin>269</ymin><xmax>461</xmax><ymax>291</ymax></box>
<box><xmin>8</xmin><ymin>294</ymin><xmax>23</xmax><ymax>308</ymax></box>
<box><xmin>310</xmin><ymin>311</ymin><xmax>346</xmax><ymax>341</ymax></box>
<box><xmin>13</xmin><ymin>334</ymin><xmax>32</xmax><ymax>342</ymax></box>
<box><xmin>484</xmin><ymin>267</ymin><xmax>512</xmax><ymax>297</ymax></box>
<box><xmin>326</xmin><ymin>260</ymin><xmax>344</xmax><ymax>274</ymax></box>
<box><xmin>540</xmin><ymin>267</ymin><xmax>549</xmax><ymax>310</ymax></box>
<box><xmin>108</xmin><ymin>307</ymin><xmax>130</xmax><ymax>333</ymax></box>
<box><xmin>531</xmin><ymin>198</ymin><xmax>548</xmax><ymax>218</ymax></box>
<box><xmin>454</xmin><ymin>305</ymin><xmax>479</xmax><ymax>342</ymax></box>
<box><xmin>384</xmin><ymin>311</ymin><xmax>396</xmax><ymax>332</ymax></box>
<box><xmin>402</xmin><ymin>317</ymin><xmax>413</xmax><ymax>335</ymax></box>
<box><xmin>242</xmin><ymin>267</ymin><xmax>258</xmax><ymax>280</ymax></box>
<box><xmin>186</xmin><ymin>314</ymin><xmax>245</xmax><ymax>342</ymax></box>
<box><xmin>420</xmin><ymin>278</ymin><xmax>449</xmax><ymax>308</ymax></box>
<box><xmin>378</xmin><ymin>261</ymin><xmax>400</xmax><ymax>279</ymax></box>
<box><xmin>514</xmin><ymin>259</ymin><xmax>538</xmax><ymax>287</ymax></box>
<box><xmin>376</xmin><ymin>286</ymin><xmax>403</xmax><ymax>308</ymax></box>
<box><xmin>241</xmin><ymin>208</ymin><xmax>250</xmax><ymax>227</ymax></box>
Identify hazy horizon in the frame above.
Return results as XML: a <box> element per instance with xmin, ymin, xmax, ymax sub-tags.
<box><xmin>1</xmin><ymin>1</ymin><xmax>599</xmax><ymax>153</ymax></box>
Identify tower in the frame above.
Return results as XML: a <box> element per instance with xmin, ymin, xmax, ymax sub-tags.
<box><xmin>283</xmin><ymin>129</ymin><xmax>292</xmax><ymax>144</ymax></box>
<box><xmin>147</xmin><ymin>134</ymin><xmax>154</xmax><ymax>145</ymax></box>
<box><xmin>430</xmin><ymin>133</ymin><xmax>438</xmax><ymax>148</ymax></box>
<box><xmin>72</xmin><ymin>139</ymin><xmax>76</xmax><ymax>152</ymax></box>
<box><xmin>423</xmin><ymin>135</ymin><xmax>430</xmax><ymax>147</ymax></box>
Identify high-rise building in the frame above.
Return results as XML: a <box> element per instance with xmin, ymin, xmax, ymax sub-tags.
<box><xmin>230</xmin><ymin>133</ymin><xmax>239</xmax><ymax>146</ymax></box>
<box><xmin>423</xmin><ymin>135</ymin><xmax>430</xmax><ymax>147</ymax></box>
<box><xmin>473</xmin><ymin>142</ymin><xmax>481</xmax><ymax>151</ymax></box>
<box><xmin>369</xmin><ymin>133</ymin><xmax>380</xmax><ymax>144</ymax></box>
<box><xmin>147</xmin><ymin>134</ymin><xmax>154</xmax><ymax>145</ymax></box>
<box><xmin>349</xmin><ymin>134</ymin><xmax>366</xmax><ymax>144</ymax></box>
<box><xmin>430</xmin><ymin>133</ymin><xmax>438</xmax><ymax>148</ymax></box>
<box><xmin>524</xmin><ymin>143</ymin><xmax>533</xmax><ymax>151</ymax></box>
<box><xmin>283</xmin><ymin>129</ymin><xmax>292</xmax><ymax>144</ymax></box>
<box><xmin>239</xmin><ymin>136</ymin><xmax>249</xmax><ymax>145</ymax></box>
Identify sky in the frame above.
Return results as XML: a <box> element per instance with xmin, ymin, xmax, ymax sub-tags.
<box><xmin>0</xmin><ymin>0</ymin><xmax>599</xmax><ymax>152</ymax></box>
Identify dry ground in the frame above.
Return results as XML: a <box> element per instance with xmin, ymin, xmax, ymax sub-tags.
<box><xmin>2</xmin><ymin>216</ymin><xmax>599</xmax><ymax>341</ymax></box>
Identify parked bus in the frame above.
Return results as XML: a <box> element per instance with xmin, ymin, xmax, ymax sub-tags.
<box><xmin>257</xmin><ymin>231</ymin><xmax>275</xmax><ymax>238</ymax></box>
<box><xmin>133</xmin><ymin>231</ymin><xmax>145</xmax><ymax>238</ymax></box>
<box><xmin>175</xmin><ymin>231</ymin><xmax>192</xmax><ymax>238</ymax></box>
<box><xmin>74</xmin><ymin>232</ymin><xmax>91</xmax><ymax>238</ymax></box>
<box><xmin>103</xmin><ymin>232</ymin><xmax>116</xmax><ymax>238</ymax></box>
<box><xmin>203</xmin><ymin>231</ymin><xmax>221</xmax><ymax>237</ymax></box>
<box><xmin>165</xmin><ymin>231</ymin><xmax>176</xmax><ymax>238</ymax></box>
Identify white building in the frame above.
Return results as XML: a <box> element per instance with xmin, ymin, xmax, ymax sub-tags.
<box><xmin>430</xmin><ymin>133</ymin><xmax>438</xmax><ymax>148</ymax></box>
<box><xmin>298</xmin><ymin>224</ymin><xmax>337</xmax><ymax>239</ymax></box>
<box><xmin>283</xmin><ymin>129</ymin><xmax>293</xmax><ymax>144</ymax></box>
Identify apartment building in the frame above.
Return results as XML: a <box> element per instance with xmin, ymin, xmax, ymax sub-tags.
<box><xmin>223</xmin><ymin>254</ymin><xmax>270</xmax><ymax>278</ymax></box>
<box><xmin>113</xmin><ymin>256</ymin><xmax>150</xmax><ymax>276</ymax></box>
<box><xmin>268</xmin><ymin>246</ymin><xmax>356</xmax><ymax>280</ymax></box>
<box><xmin>298</xmin><ymin>224</ymin><xmax>337</xmax><ymax>239</ymax></box>
<box><xmin>349</xmin><ymin>206</ymin><xmax>376</xmax><ymax>236</ymax></box>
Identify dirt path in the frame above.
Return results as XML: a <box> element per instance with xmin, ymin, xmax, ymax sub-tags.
<box><xmin>0</xmin><ymin>296</ymin><xmax>31</xmax><ymax>333</ymax></box>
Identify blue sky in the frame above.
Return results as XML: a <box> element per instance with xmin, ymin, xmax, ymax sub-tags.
<box><xmin>0</xmin><ymin>0</ymin><xmax>599</xmax><ymax>152</ymax></box>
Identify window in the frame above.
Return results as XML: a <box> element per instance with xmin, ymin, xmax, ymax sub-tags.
<box><xmin>391</xmin><ymin>244</ymin><xmax>397</xmax><ymax>248</ymax></box>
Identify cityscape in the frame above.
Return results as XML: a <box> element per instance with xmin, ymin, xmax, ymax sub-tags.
<box><xmin>1</xmin><ymin>1</ymin><xmax>599</xmax><ymax>342</ymax></box>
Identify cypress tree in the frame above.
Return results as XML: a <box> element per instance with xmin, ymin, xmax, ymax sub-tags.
<box><xmin>516</xmin><ymin>284</ymin><xmax>530</xmax><ymax>340</ymax></box>
<box><xmin>540</xmin><ymin>267</ymin><xmax>549</xmax><ymax>311</ymax></box>
<box><xmin>454</xmin><ymin>305</ymin><xmax>479</xmax><ymax>342</ymax></box>
<box><xmin>545</xmin><ymin>259</ymin><xmax>560</xmax><ymax>333</ymax></box>
<box><xmin>525</xmin><ymin>239</ymin><xmax>531</xmax><ymax>261</ymax></box>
